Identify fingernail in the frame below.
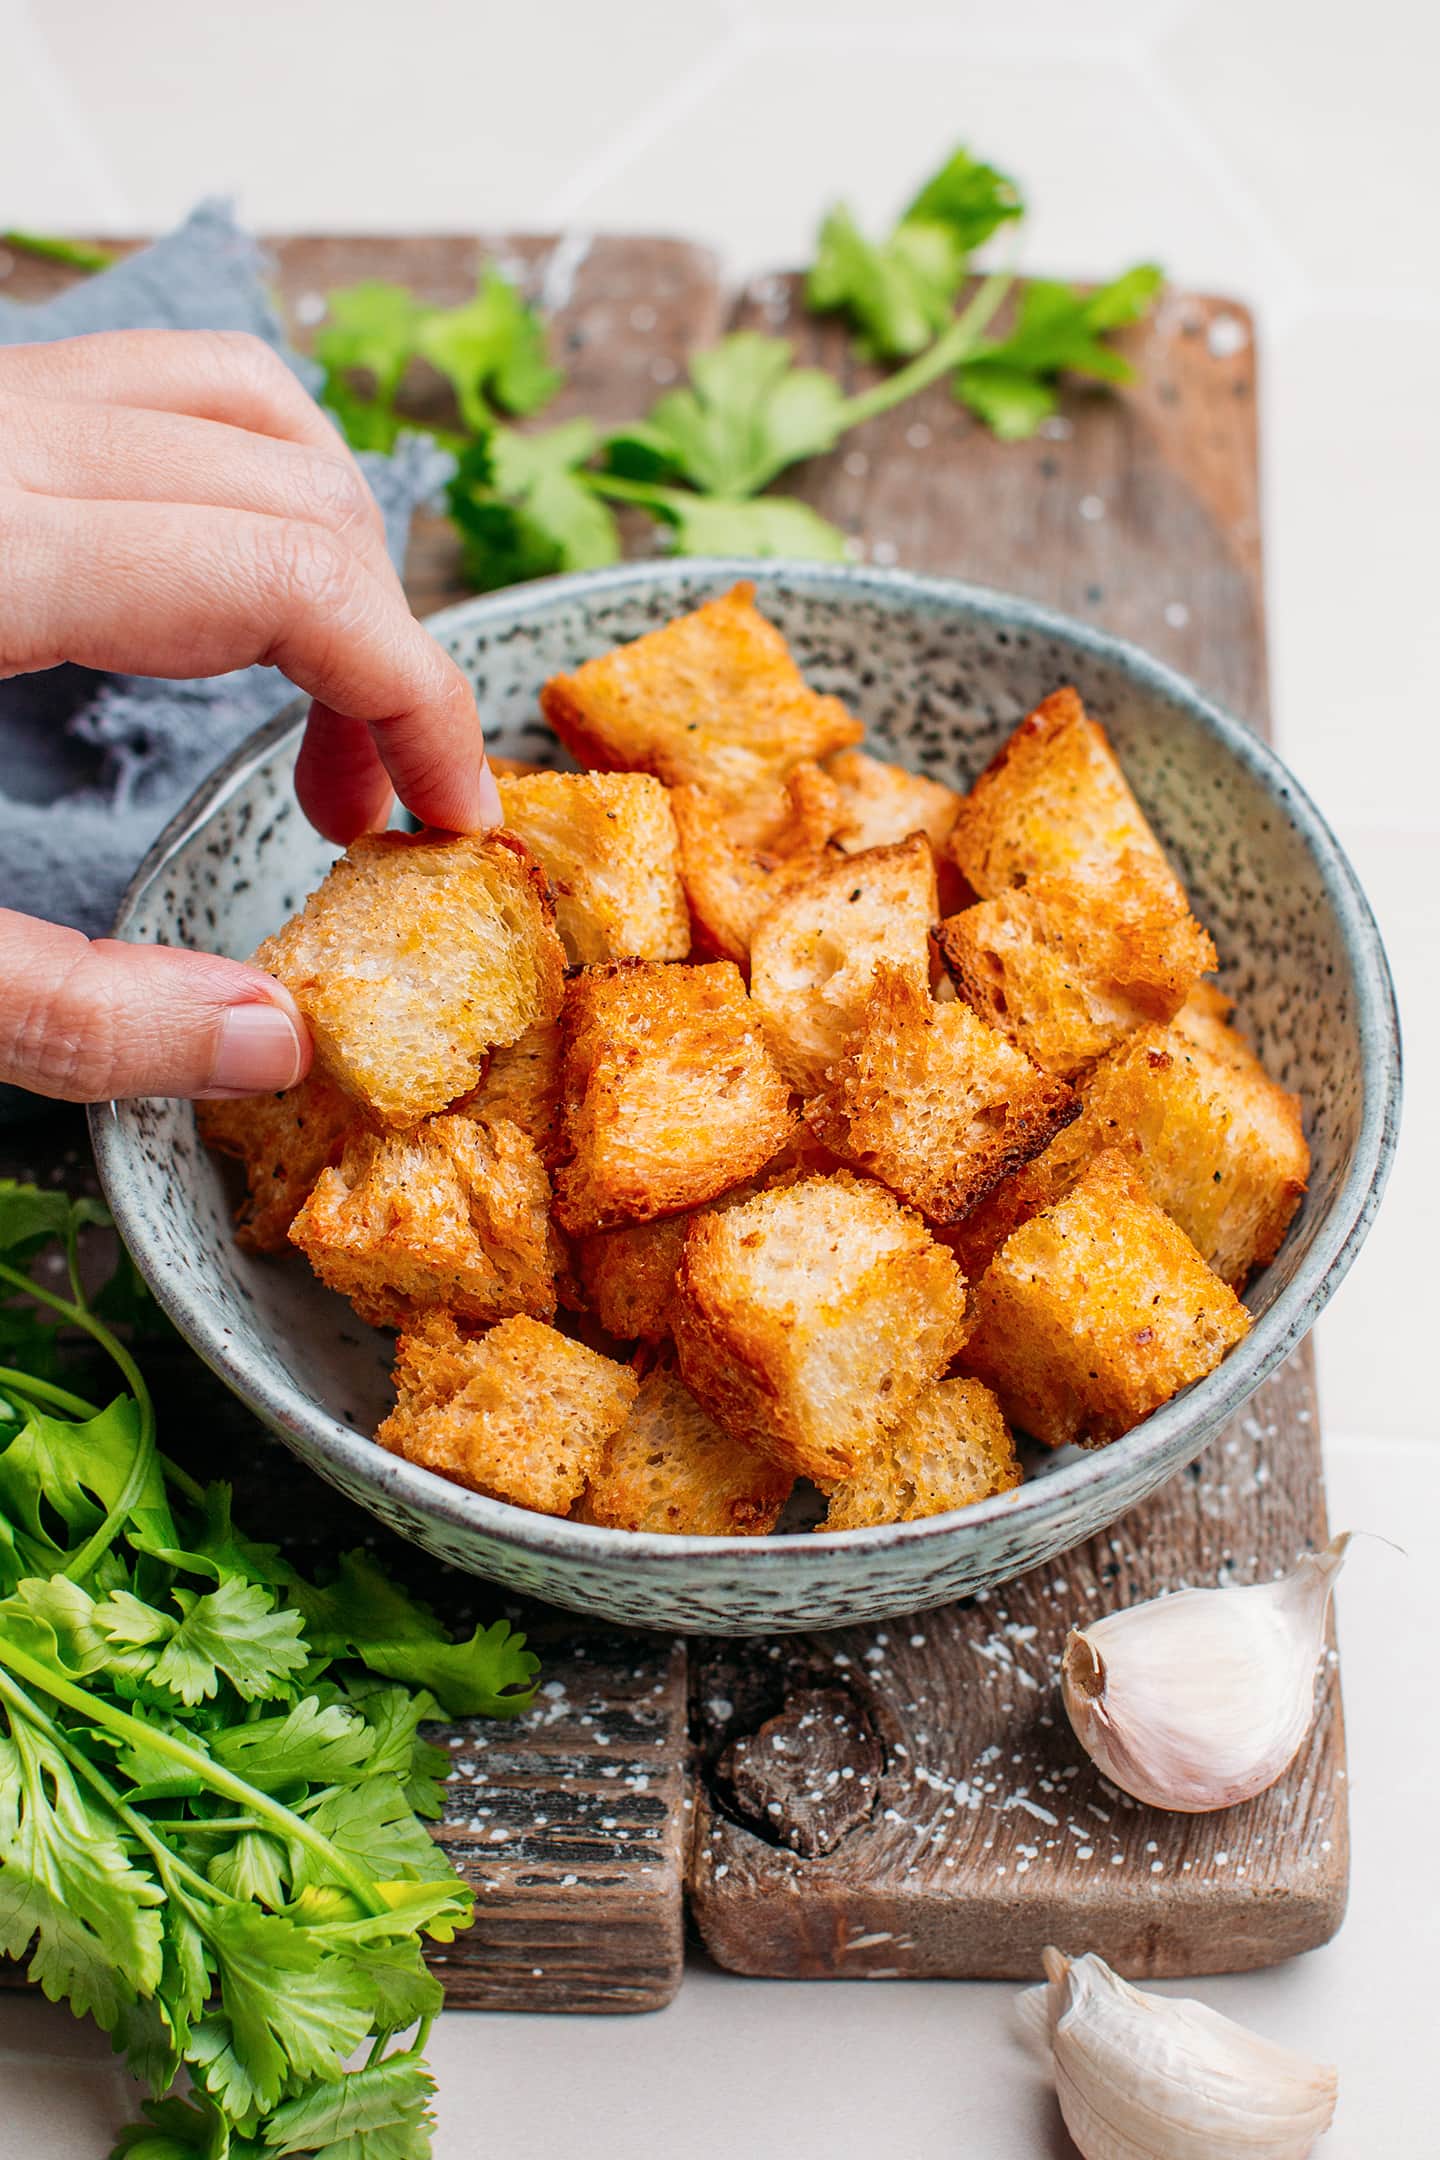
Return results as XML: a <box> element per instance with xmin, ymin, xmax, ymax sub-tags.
<box><xmin>477</xmin><ymin>756</ymin><xmax>504</xmax><ymax>830</ymax></box>
<box><xmin>211</xmin><ymin>1003</ymin><xmax>306</xmax><ymax>1094</ymax></box>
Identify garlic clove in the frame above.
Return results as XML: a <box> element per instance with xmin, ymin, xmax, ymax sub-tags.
<box><xmin>1061</xmin><ymin>1534</ymin><xmax>1350</xmax><ymax>1812</ymax></box>
<box><xmin>1021</xmin><ymin>1946</ymin><xmax>1338</xmax><ymax>2160</ymax></box>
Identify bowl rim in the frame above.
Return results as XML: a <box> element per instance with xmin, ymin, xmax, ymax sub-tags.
<box><xmin>91</xmin><ymin>558</ymin><xmax>1403</xmax><ymax>1573</ymax></box>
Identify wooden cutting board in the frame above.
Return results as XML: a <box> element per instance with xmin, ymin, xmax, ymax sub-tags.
<box><xmin>0</xmin><ymin>233</ymin><xmax>1344</xmax><ymax>2000</ymax></box>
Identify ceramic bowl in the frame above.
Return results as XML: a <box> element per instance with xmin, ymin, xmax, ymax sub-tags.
<box><xmin>90</xmin><ymin>561</ymin><xmax>1400</xmax><ymax>1634</ymax></box>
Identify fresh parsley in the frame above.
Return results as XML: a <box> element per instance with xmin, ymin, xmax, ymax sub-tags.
<box><xmin>0</xmin><ymin>1179</ymin><xmax>538</xmax><ymax>2160</ymax></box>
<box><xmin>955</xmin><ymin>265</ymin><xmax>1166</xmax><ymax>438</ymax></box>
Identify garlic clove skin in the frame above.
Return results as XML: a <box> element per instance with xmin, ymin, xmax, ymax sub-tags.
<box><xmin>1022</xmin><ymin>1947</ymin><xmax>1338</xmax><ymax>2160</ymax></box>
<box><xmin>1061</xmin><ymin>1535</ymin><xmax>1350</xmax><ymax>1813</ymax></box>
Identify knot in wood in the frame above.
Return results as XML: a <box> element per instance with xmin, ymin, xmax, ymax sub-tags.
<box><xmin>717</xmin><ymin>1686</ymin><xmax>882</xmax><ymax>1857</ymax></box>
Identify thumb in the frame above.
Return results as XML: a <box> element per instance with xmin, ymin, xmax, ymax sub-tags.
<box><xmin>0</xmin><ymin>909</ymin><xmax>311</xmax><ymax>1103</ymax></box>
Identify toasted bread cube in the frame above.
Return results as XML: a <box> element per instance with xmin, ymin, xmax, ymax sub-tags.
<box><xmin>254</xmin><ymin>830</ymin><xmax>565</xmax><ymax>1128</ymax></box>
<box><xmin>539</xmin><ymin>582</ymin><xmax>862</xmax><ymax>839</ymax></box>
<box><xmin>946</xmin><ymin>988</ymin><xmax>1310</xmax><ymax>1289</ymax></box>
<box><xmin>949</xmin><ymin>687</ymin><xmax>1186</xmax><ymax>901</ymax></box>
<box><xmin>575</xmin><ymin>1356</ymin><xmax>793</xmax><ymax>1535</ymax></box>
<box><xmin>671</xmin><ymin>766</ymin><xmax>849</xmax><ymax>967</ymax></box>
<box><xmin>574</xmin><ymin>1214</ymin><xmax>691</xmax><ymax>1343</ymax></box>
<box><xmin>451</xmin><ymin>1019</ymin><xmax>564</xmax><ymax>1158</ymax></box>
<box><xmin>935</xmin><ymin>867</ymin><xmax>1216</xmax><ymax>1078</ymax></box>
<box><xmin>805</xmin><ymin>964</ymin><xmax>1078</xmax><ymax>1224</ymax></box>
<box><xmin>673</xmin><ymin>1173</ymin><xmax>969</xmax><ymax>1482</ymax></box>
<box><xmin>378</xmin><ymin>1311</ymin><xmax>637</xmax><ymax>1515</ymax></box>
<box><xmin>196</xmin><ymin>1070</ymin><xmax>354</xmax><ymax>1252</ymax></box>
<box><xmin>823</xmin><ymin>748</ymin><xmax>961</xmax><ymax>857</ymax></box>
<box><xmin>821</xmin><ymin>1376</ymin><xmax>1021</xmax><ymax>1530</ymax></box>
<box><xmin>959</xmin><ymin>1150</ymin><xmax>1251</xmax><ymax>1450</ymax></box>
<box><xmin>750</xmin><ymin>835</ymin><xmax>939</xmax><ymax>1094</ymax></box>
<box><xmin>496</xmin><ymin>769</ymin><xmax>690</xmax><ymax>965</ymax></box>
<box><xmin>289</xmin><ymin>1113</ymin><xmax>557</xmax><ymax>1330</ymax></box>
<box><xmin>552</xmin><ymin>960</ymin><xmax>794</xmax><ymax>1237</ymax></box>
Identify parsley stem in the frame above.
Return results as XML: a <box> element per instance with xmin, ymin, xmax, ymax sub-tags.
<box><xmin>0</xmin><ymin>1256</ymin><xmax>160</xmax><ymax>1580</ymax></box>
<box><xmin>0</xmin><ymin>1663</ymin><xmax>223</xmax><ymax>1912</ymax></box>
<box><xmin>0</xmin><ymin>1635</ymin><xmax>388</xmax><ymax>1915</ymax></box>
<box><xmin>0</xmin><ymin>1367</ymin><xmax>99</xmax><ymax>1419</ymax></box>
<box><xmin>0</xmin><ymin>229</ymin><xmax>114</xmax><ymax>271</ymax></box>
<box><xmin>835</xmin><ymin>268</ymin><xmax>1013</xmax><ymax>431</ymax></box>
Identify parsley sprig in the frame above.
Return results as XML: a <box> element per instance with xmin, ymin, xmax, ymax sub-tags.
<box><xmin>311</xmin><ymin>140</ymin><xmax>1161</xmax><ymax>589</ymax></box>
<box><xmin>0</xmin><ymin>1180</ymin><xmax>538</xmax><ymax>2160</ymax></box>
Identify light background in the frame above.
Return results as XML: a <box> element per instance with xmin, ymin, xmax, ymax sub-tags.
<box><xmin>1</xmin><ymin>2</ymin><xmax>1436</xmax><ymax>2153</ymax></box>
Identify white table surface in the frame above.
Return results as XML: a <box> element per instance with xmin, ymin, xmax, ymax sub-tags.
<box><xmin>2</xmin><ymin>1</ymin><xmax>1437</xmax><ymax>2152</ymax></box>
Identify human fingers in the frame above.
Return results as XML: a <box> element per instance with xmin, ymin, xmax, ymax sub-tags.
<box><xmin>2</xmin><ymin>490</ymin><xmax>496</xmax><ymax>834</ymax></box>
<box><xmin>0</xmin><ymin>909</ymin><xmax>310</xmax><ymax>1103</ymax></box>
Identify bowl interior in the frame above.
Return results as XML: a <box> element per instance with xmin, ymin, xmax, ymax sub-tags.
<box><xmin>94</xmin><ymin>563</ymin><xmax>1397</xmax><ymax>1622</ymax></box>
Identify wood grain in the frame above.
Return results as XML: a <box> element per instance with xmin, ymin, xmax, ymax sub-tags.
<box><xmin>0</xmin><ymin>234</ymin><xmax>1343</xmax><ymax>1990</ymax></box>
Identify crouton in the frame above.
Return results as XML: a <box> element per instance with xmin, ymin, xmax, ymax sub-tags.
<box><xmin>672</xmin><ymin>1172</ymin><xmax>969</xmax><ymax>1482</ymax></box>
<box><xmin>254</xmin><ymin>829</ymin><xmax>566</xmax><ymax>1128</ymax></box>
<box><xmin>378</xmin><ymin>1311</ymin><xmax>637</xmax><ymax>1515</ymax></box>
<box><xmin>671</xmin><ymin>765</ymin><xmax>849</xmax><ymax>967</ymax></box>
<box><xmin>451</xmin><ymin>1019</ymin><xmax>564</xmax><ymax>1158</ymax></box>
<box><xmin>959</xmin><ymin>1150</ymin><xmax>1251</xmax><ymax>1450</ymax></box>
<box><xmin>575</xmin><ymin>1355</ymin><xmax>792</xmax><ymax>1535</ymax></box>
<box><xmin>539</xmin><ymin>582</ymin><xmax>862</xmax><ymax>841</ymax></box>
<box><xmin>289</xmin><ymin>1113</ymin><xmax>557</xmax><ymax>1330</ymax></box>
<box><xmin>823</xmin><ymin>748</ymin><xmax>962</xmax><ymax>857</ymax></box>
<box><xmin>574</xmin><ymin>1214</ymin><xmax>690</xmax><ymax>1343</ymax></box>
<box><xmin>750</xmin><ymin>835</ymin><xmax>939</xmax><ymax>1094</ymax></box>
<box><xmin>935</xmin><ymin>867</ymin><xmax>1216</xmax><ymax>1077</ymax></box>
<box><xmin>552</xmin><ymin>960</ymin><xmax>794</xmax><ymax>1237</ymax></box>
<box><xmin>805</xmin><ymin>964</ymin><xmax>1078</xmax><ymax>1223</ymax></box>
<box><xmin>496</xmin><ymin>769</ymin><xmax>690</xmax><ymax>965</ymax></box>
<box><xmin>821</xmin><ymin>1376</ymin><xmax>1021</xmax><ymax>1530</ymax></box>
<box><xmin>196</xmin><ymin>1069</ymin><xmax>354</xmax><ymax>1252</ymax></box>
<box><xmin>948</xmin><ymin>687</ymin><xmax>1186</xmax><ymax>902</ymax></box>
<box><xmin>944</xmin><ymin>988</ymin><xmax>1309</xmax><ymax>1288</ymax></box>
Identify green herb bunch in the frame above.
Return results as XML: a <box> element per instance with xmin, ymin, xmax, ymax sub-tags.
<box><xmin>0</xmin><ymin>1181</ymin><xmax>538</xmax><ymax>2160</ymax></box>
<box><xmin>309</xmin><ymin>140</ymin><xmax>1162</xmax><ymax>587</ymax></box>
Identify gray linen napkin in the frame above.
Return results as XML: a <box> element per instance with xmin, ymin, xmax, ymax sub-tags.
<box><xmin>0</xmin><ymin>201</ymin><xmax>452</xmax><ymax>1117</ymax></box>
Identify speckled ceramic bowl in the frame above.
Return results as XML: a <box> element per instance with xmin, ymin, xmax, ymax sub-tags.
<box><xmin>90</xmin><ymin>562</ymin><xmax>1400</xmax><ymax>1634</ymax></box>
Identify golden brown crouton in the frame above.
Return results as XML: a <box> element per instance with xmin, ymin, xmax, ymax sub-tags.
<box><xmin>805</xmin><ymin>964</ymin><xmax>1078</xmax><ymax>1224</ymax></box>
<box><xmin>934</xmin><ymin>867</ymin><xmax>1216</xmax><ymax>1078</ymax></box>
<box><xmin>750</xmin><ymin>836</ymin><xmax>939</xmax><ymax>1094</ymax></box>
<box><xmin>450</xmin><ymin>1019</ymin><xmax>564</xmax><ymax>1158</ymax></box>
<box><xmin>496</xmin><ymin>769</ymin><xmax>690</xmax><ymax>965</ymax></box>
<box><xmin>196</xmin><ymin>1069</ymin><xmax>354</xmax><ymax>1252</ymax></box>
<box><xmin>944</xmin><ymin>988</ymin><xmax>1309</xmax><ymax>1289</ymax></box>
<box><xmin>575</xmin><ymin>1355</ymin><xmax>792</xmax><ymax>1535</ymax></box>
<box><xmin>378</xmin><ymin>1311</ymin><xmax>638</xmax><ymax>1515</ymax></box>
<box><xmin>959</xmin><ymin>1150</ymin><xmax>1251</xmax><ymax>1450</ymax></box>
<box><xmin>254</xmin><ymin>830</ymin><xmax>566</xmax><ymax>1128</ymax></box>
<box><xmin>539</xmin><ymin>582</ymin><xmax>862</xmax><ymax>840</ymax></box>
<box><xmin>574</xmin><ymin>1214</ymin><xmax>691</xmax><ymax>1343</ymax></box>
<box><xmin>289</xmin><ymin>1113</ymin><xmax>557</xmax><ymax>1330</ymax></box>
<box><xmin>672</xmin><ymin>1172</ymin><xmax>969</xmax><ymax>1483</ymax></box>
<box><xmin>949</xmin><ymin>687</ymin><xmax>1185</xmax><ymax>901</ymax></box>
<box><xmin>671</xmin><ymin>764</ymin><xmax>851</xmax><ymax>968</ymax></box>
<box><xmin>823</xmin><ymin>748</ymin><xmax>962</xmax><ymax>857</ymax></box>
<box><xmin>552</xmin><ymin>960</ymin><xmax>794</xmax><ymax>1237</ymax></box>
<box><xmin>821</xmin><ymin>1376</ymin><xmax>1021</xmax><ymax>1530</ymax></box>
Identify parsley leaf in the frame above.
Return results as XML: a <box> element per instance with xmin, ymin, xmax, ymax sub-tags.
<box><xmin>262</xmin><ymin>2052</ymin><xmax>438</xmax><ymax>2160</ymax></box>
<box><xmin>201</xmin><ymin>1906</ymin><xmax>373</xmax><ymax>2117</ymax></box>
<box><xmin>447</xmin><ymin>425</ymin><xmax>620</xmax><ymax>593</ymax></box>
<box><xmin>292</xmin><ymin>1778</ymin><xmax>456</xmax><ymax>1895</ymax></box>
<box><xmin>314</xmin><ymin>281</ymin><xmax>429</xmax><ymax>410</ymax></box>
<box><xmin>597</xmin><ymin>476</ymin><xmax>849</xmax><ymax>563</ymax></box>
<box><xmin>296</xmin><ymin>1549</ymin><xmax>539</xmax><ymax>1717</ymax></box>
<box><xmin>416</xmin><ymin>268</ymin><xmax>562</xmax><ymax>428</ymax></box>
<box><xmin>210</xmin><ymin>1695</ymin><xmax>375</xmax><ymax>1793</ymax></box>
<box><xmin>807</xmin><ymin>147</ymin><xmax>1023</xmax><ymax>361</ymax></box>
<box><xmin>105</xmin><ymin>1576</ymin><xmax>310</xmax><ymax>1709</ymax></box>
<box><xmin>607</xmin><ymin>333</ymin><xmax>848</xmax><ymax>498</ymax></box>
<box><xmin>956</xmin><ymin>266</ymin><xmax>1164</xmax><ymax>438</ymax></box>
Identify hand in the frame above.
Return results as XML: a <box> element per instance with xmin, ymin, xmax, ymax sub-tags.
<box><xmin>0</xmin><ymin>327</ymin><xmax>501</xmax><ymax>1104</ymax></box>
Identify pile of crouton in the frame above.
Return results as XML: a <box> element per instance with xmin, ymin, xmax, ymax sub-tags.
<box><xmin>199</xmin><ymin>582</ymin><xmax>1309</xmax><ymax>1538</ymax></box>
